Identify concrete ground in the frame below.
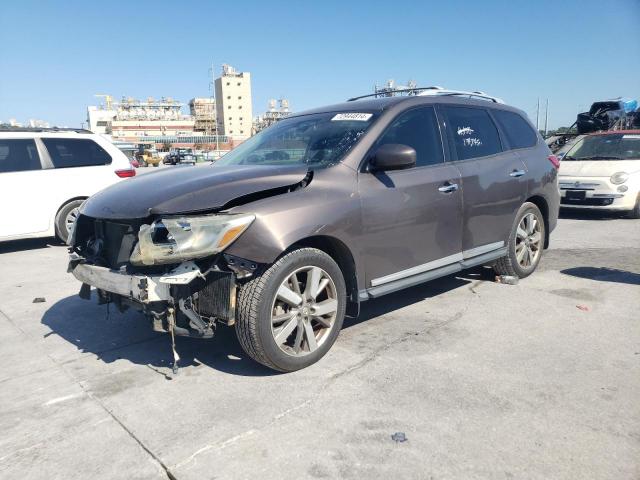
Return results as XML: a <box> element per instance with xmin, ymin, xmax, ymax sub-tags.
<box><xmin>0</xmin><ymin>210</ymin><xmax>638</xmax><ymax>480</ymax></box>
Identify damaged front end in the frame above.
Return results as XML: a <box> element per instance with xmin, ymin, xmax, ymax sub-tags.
<box><xmin>68</xmin><ymin>212</ymin><xmax>259</xmax><ymax>353</ymax></box>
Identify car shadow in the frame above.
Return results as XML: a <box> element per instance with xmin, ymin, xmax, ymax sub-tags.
<box><xmin>0</xmin><ymin>237</ymin><xmax>62</xmax><ymax>254</ymax></box>
<box><xmin>42</xmin><ymin>272</ymin><xmax>475</xmax><ymax>377</ymax></box>
<box><xmin>561</xmin><ymin>266</ymin><xmax>640</xmax><ymax>286</ymax></box>
<box><xmin>559</xmin><ymin>208</ymin><xmax>629</xmax><ymax>221</ymax></box>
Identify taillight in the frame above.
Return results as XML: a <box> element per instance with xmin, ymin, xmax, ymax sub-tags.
<box><xmin>115</xmin><ymin>169</ymin><xmax>136</xmax><ymax>178</ymax></box>
<box><xmin>548</xmin><ymin>154</ymin><xmax>560</xmax><ymax>169</ymax></box>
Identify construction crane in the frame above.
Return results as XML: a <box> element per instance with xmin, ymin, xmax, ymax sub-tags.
<box><xmin>94</xmin><ymin>94</ymin><xmax>114</xmax><ymax>110</ymax></box>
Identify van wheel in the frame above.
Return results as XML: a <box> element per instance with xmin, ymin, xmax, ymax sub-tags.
<box><xmin>55</xmin><ymin>199</ymin><xmax>84</xmax><ymax>244</ymax></box>
<box><xmin>493</xmin><ymin>202</ymin><xmax>545</xmax><ymax>279</ymax></box>
<box><xmin>235</xmin><ymin>248</ymin><xmax>346</xmax><ymax>372</ymax></box>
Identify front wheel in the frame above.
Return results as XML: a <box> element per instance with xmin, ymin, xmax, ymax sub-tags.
<box><xmin>494</xmin><ymin>202</ymin><xmax>545</xmax><ymax>279</ymax></box>
<box><xmin>235</xmin><ymin>248</ymin><xmax>346</xmax><ymax>372</ymax></box>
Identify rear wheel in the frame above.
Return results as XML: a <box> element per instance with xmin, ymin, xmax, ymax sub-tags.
<box><xmin>494</xmin><ymin>202</ymin><xmax>545</xmax><ymax>279</ymax></box>
<box><xmin>235</xmin><ymin>248</ymin><xmax>346</xmax><ymax>372</ymax></box>
<box><xmin>55</xmin><ymin>199</ymin><xmax>84</xmax><ymax>244</ymax></box>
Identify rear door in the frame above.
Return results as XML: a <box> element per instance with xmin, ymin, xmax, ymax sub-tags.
<box><xmin>441</xmin><ymin>105</ymin><xmax>528</xmax><ymax>253</ymax></box>
<box><xmin>359</xmin><ymin>105</ymin><xmax>463</xmax><ymax>291</ymax></box>
<box><xmin>40</xmin><ymin>137</ymin><xmax>116</xmax><ymax>204</ymax></box>
<box><xmin>0</xmin><ymin>137</ymin><xmax>51</xmax><ymax>238</ymax></box>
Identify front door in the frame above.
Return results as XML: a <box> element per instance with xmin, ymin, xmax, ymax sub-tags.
<box><xmin>441</xmin><ymin>105</ymin><xmax>528</xmax><ymax>252</ymax></box>
<box><xmin>358</xmin><ymin>106</ymin><xmax>463</xmax><ymax>290</ymax></box>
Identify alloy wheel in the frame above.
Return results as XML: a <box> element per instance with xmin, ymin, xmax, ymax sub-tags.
<box><xmin>270</xmin><ymin>266</ymin><xmax>338</xmax><ymax>357</ymax></box>
<box><xmin>515</xmin><ymin>212</ymin><xmax>542</xmax><ymax>268</ymax></box>
<box><xmin>65</xmin><ymin>207</ymin><xmax>80</xmax><ymax>235</ymax></box>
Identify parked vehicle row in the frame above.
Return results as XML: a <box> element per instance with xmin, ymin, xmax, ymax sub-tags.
<box><xmin>67</xmin><ymin>90</ymin><xmax>560</xmax><ymax>372</ymax></box>
<box><xmin>0</xmin><ymin>128</ymin><xmax>135</xmax><ymax>243</ymax></box>
<box><xmin>558</xmin><ymin>130</ymin><xmax>640</xmax><ymax>218</ymax></box>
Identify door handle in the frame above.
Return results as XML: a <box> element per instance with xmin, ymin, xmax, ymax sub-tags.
<box><xmin>438</xmin><ymin>182</ymin><xmax>459</xmax><ymax>193</ymax></box>
<box><xmin>509</xmin><ymin>169</ymin><xmax>526</xmax><ymax>178</ymax></box>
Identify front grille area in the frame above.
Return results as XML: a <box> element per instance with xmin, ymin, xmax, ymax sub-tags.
<box><xmin>73</xmin><ymin>215</ymin><xmax>144</xmax><ymax>269</ymax></box>
<box><xmin>561</xmin><ymin>197</ymin><xmax>614</xmax><ymax>206</ymax></box>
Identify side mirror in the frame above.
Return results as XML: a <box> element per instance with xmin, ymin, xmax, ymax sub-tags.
<box><xmin>369</xmin><ymin>144</ymin><xmax>416</xmax><ymax>172</ymax></box>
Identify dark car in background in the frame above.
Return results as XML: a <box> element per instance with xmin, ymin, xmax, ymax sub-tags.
<box><xmin>68</xmin><ymin>89</ymin><xmax>560</xmax><ymax>372</ymax></box>
<box><xmin>163</xmin><ymin>148</ymin><xmax>196</xmax><ymax>165</ymax></box>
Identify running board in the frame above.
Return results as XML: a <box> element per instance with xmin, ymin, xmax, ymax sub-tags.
<box><xmin>359</xmin><ymin>247</ymin><xmax>507</xmax><ymax>300</ymax></box>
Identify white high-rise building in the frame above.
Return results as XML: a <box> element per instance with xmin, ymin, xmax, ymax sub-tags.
<box><xmin>214</xmin><ymin>64</ymin><xmax>253</xmax><ymax>140</ymax></box>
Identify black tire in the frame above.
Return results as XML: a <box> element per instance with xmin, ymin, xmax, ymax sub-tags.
<box><xmin>55</xmin><ymin>199</ymin><xmax>84</xmax><ymax>244</ymax></box>
<box><xmin>493</xmin><ymin>202</ymin><xmax>545</xmax><ymax>279</ymax></box>
<box><xmin>235</xmin><ymin>248</ymin><xmax>347</xmax><ymax>372</ymax></box>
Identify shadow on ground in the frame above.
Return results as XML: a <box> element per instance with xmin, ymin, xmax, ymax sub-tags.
<box><xmin>41</xmin><ymin>273</ymin><xmax>474</xmax><ymax>377</ymax></box>
<box><xmin>0</xmin><ymin>237</ymin><xmax>61</xmax><ymax>254</ymax></box>
<box><xmin>562</xmin><ymin>266</ymin><xmax>640</xmax><ymax>285</ymax></box>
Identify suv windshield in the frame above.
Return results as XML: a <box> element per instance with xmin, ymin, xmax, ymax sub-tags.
<box><xmin>564</xmin><ymin>133</ymin><xmax>640</xmax><ymax>161</ymax></box>
<box><xmin>215</xmin><ymin>112</ymin><xmax>378</xmax><ymax>168</ymax></box>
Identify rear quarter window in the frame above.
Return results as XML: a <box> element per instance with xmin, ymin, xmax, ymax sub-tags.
<box><xmin>0</xmin><ymin>139</ymin><xmax>41</xmax><ymax>173</ymax></box>
<box><xmin>42</xmin><ymin>138</ymin><xmax>111</xmax><ymax>168</ymax></box>
<box><xmin>493</xmin><ymin>110</ymin><xmax>538</xmax><ymax>150</ymax></box>
<box><xmin>443</xmin><ymin>106</ymin><xmax>502</xmax><ymax>160</ymax></box>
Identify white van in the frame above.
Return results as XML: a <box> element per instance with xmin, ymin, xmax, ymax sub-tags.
<box><xmin>0</xmin><ymin>128</ymin><xmax>135</xmax><ymax>243</ymax></box>
<box><xmin>559</xmin><ymin>130</ymin><xmax>640</xmax><ymax>218</ymax></box>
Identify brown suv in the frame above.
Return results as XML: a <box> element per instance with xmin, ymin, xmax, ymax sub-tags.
<box><xmin>69</xmin><ymin>90</ymin><xmax>560</xmax><ymax>372</ymax></box>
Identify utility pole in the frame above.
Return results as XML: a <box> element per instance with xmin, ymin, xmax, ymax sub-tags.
<box><xmin>535</xmin><ymin>97</ymin><xmax>540</xmax><ymax>131</ymax></box>
<box><xmin>544</xmin><ymin>98</ymin><xmax>549</xmax><ymax>136</ymax></box>
<box><xmin>209</xmin><ymin>63</ymin><xmax>220</xmax><ymax>157</ymax></box>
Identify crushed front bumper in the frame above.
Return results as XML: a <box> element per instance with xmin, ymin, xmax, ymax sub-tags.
<box><xmin>68</xmin><ymin>254</ymin><xmax>204</xmax><ymax>304</ymax></box>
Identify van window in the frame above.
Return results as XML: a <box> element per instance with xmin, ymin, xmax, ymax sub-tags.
<box><xmin>0</xmin><ymin>139</ymin><xmax>41</xmax><ymax>173</ymax></box>
<box><xmin>493</xmin><ymin>110</ymin><xmax>537</xmax><ymax>149</ymax></box>
<box><xmin>42</xmin><ymin>138</ymin><xmax>111</xmax><ymax>168</ymax></box>
<box><xmin>374</xmin><ymin>106</ymin><xmax>444</xmax><ymax>167</ymax></box>
<box><xmin>443</xmin><ymin>106</ymin><xmax>502</xmax><ymax>160</ymax></box>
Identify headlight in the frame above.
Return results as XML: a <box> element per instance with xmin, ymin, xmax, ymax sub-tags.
<box><xmin>610</xmin><ymin>172</ymin><xmax>629</xmax><ymax>185</ymax></box>
<box><xmin>130</xmin><ymin>213</ymin><xmax>255</xmax><ymax>266</ymax></box>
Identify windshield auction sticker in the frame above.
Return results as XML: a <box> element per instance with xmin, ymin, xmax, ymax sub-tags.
<box><xmin>331</xmin><ymin>113</ymin><xmax>373</xmax><ymax>121</ymax></box>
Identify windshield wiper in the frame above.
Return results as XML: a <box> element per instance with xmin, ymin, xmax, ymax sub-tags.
<box><xmin>577</xmin><ymin>155</ymin><xmax>623</xmax><ymax>160</ymax></box>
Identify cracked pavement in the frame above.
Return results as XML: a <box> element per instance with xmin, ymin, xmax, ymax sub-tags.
<box><xmin>0</xmin><ymin>210</ymin><xmax>639</xmax><ymax>479</ymax></box>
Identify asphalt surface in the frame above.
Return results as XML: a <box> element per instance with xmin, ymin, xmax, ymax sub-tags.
<box><xmin>0</xmin><ymin>210</ymin><xmax>638</xmax><ymax>479</ymax></box>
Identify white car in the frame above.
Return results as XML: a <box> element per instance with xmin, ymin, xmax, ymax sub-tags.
<box><xmin>0</xmin><ymin>128</ymin><xmax>135</xmax><ymax>243</ymax></box>
<box><xmin>558</xmin><ymin>130</ymin><xmax>640</xmax><ymax>218</ymax></box>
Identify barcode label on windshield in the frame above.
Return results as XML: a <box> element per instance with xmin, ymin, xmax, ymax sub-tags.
<box><xmin>622</xmin><ymin>135</ymin><xmax>640</xmax><ymax>139</ymax></box>
<box><xmin>331</xmin><ymin>113</ymin><xmax>372</xmax><ymax>121</ymax></box>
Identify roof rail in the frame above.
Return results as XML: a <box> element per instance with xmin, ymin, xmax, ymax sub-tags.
<box><xmin>0</xmin><ymin>126</ymin><xmax>92</xmax><ymax>133</ymax></box>
<box><xmin>347</xmin><ymin>86</ymin><xmax>504</xmax><ymax>104</ymax></box>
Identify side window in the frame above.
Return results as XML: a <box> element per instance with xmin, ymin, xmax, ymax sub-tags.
<box><xmin>42</xmin><ymin>138</ymin><xmax>112</xmax><ymax>168</ymax></box>
<box><xmin>444</xmin><ymin>106</ymin><xmax>502</xmax><ymax>160</ymax></box>
<box><xmin>0</xmin><ymin>139</ymin><xmax>41</xmax><ymax>173</ymax></box>
<box><xmin>374</xmin><ymin>106</ymin><xmax>444</xmax><ymax>167</ymax></box>
<box><xmin>492</xmin><ymin>110</ymin><xmax>537</xmax><ymax>150</ymax></box>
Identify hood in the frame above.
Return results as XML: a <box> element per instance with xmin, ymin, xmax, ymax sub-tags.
<box><xmin>559</xmin><ymin>159</ymin><xmax>640</xmax><ymax>177</ymax></box>
<box><xmin>81</xmin><ymin>164</ymin><xmax>310</xmax><ymax>219</ymax></box>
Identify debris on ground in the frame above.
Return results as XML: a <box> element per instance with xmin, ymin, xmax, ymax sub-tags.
<box><xmin>576</xmin><ymin>305</ymin><xmax>590</xmax><ymax>312</ymax></box>
<box><xmin>496</xmin><ymin>275</ymin><xmax>519</xmax><ymax>285</ymax></box>
<box><xmin>32</xmin><ymin>297</ymin><xmax>46</xmax><ymax>303</ymax></box>
<box><xmin>391</xmin><ymin>432</ymin><xmax>408</xmax><ymax>443</ymax></box>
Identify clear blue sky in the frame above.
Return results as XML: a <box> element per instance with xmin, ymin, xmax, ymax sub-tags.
<box><xmin>1</xmin><ymin>0</ymin><xmax>638</xmax><ymax>129</ymax></box>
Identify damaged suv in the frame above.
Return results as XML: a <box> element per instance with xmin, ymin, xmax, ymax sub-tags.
<box><xmin>69</xmin><ymin>89</ymin><xmax>559</xmax><ymax>372</ymax></box>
